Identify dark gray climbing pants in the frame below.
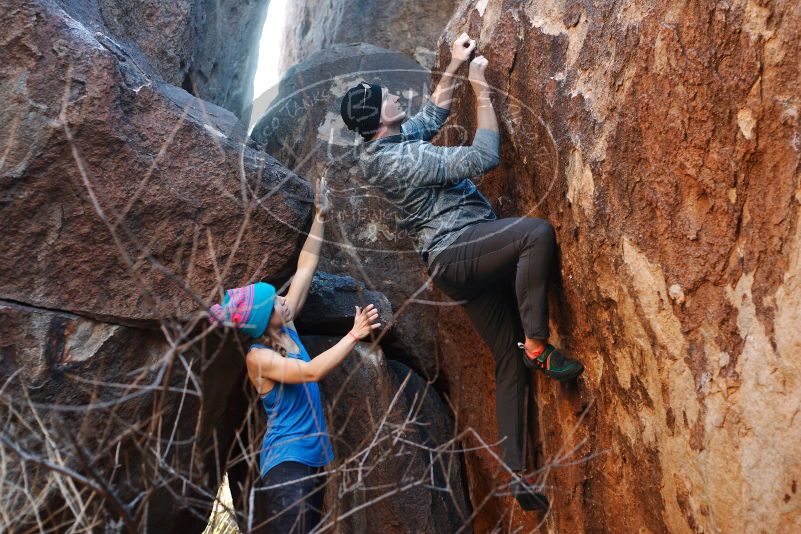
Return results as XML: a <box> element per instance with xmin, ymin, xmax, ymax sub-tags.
<box><xmin>428</xmin><ymin>217</ymin><xmax>557</xmax><ymax>471</ymax></box>
<box><xmin>253</xmin><ymin>461</ymin><xmax>325</xmax><ymax>533</ymax></box>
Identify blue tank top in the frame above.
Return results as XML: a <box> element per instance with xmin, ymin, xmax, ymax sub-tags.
<box><xmin>250</xmin><ymin>326</ymin><xmax>334</xmax><ymax>478</ymax></box>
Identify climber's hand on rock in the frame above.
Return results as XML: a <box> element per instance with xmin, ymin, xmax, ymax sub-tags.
<box><xmin>451</xmin><ymin>32</ymin><xmax>476</xmax><ymax>65</ymax></box>
<box><xmin>349</xmin><ymin>304</ymin><xmax>381</xmax><ymax>340</ymax></box>
<box><xmin>469</xmin><ymin>55</ymin><xmax>489</xmax><ymax>93</ymax></box>
<box><xmin>313</xmin><ymin>175</ymin><xmax>331</xmax><ymax>220</ymax></box>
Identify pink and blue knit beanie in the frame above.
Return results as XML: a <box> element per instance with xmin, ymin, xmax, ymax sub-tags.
<box><xmin>209</xmin><ymin>282</ymin><xmax>276</xmax><ymax>338</ymax></box>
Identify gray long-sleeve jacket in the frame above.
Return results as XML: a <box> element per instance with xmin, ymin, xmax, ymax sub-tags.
<box><xmin>357</xmin><ymin>100</ymin><xmax>500</xmax><ymax>266</ymax></box>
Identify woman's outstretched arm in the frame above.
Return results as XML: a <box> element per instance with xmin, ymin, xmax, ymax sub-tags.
<box><xmin>248</xmin><ymin>304</ymin><xmax>380</xmax><ymax>384</ymax></box>
<box><xmin>285</xmin><ymin>177</ymin><xmax>330</xmax><ymax>319</ymax></box>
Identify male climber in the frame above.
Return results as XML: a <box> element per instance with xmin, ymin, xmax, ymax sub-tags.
<box><xmin>338</xmin><ymin>33</ymin><xmax>583</xmax><ymax>511</ymax></box>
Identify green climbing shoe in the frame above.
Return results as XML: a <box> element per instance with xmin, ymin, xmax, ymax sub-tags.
<box><xmin>518</xmin><ymin>342</ymin><xmax>584</xmax><ymax>381</ymax></box>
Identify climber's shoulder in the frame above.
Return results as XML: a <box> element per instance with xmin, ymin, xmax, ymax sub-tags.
<box><xmin>246</xmin><ymin>344</ymin><xmax>281</xmax><ymax>366</ymax></box>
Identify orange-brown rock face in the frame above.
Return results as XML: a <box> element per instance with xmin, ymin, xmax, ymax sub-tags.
<box><xmin>432</xmin><ymin>0</ymin><xmax>801</xmax><ymax>532</ymax></box>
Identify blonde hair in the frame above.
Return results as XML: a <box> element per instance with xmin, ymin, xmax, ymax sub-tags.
<box><xmin>258</xmin><ymin>330</ymin><xmax>288</xmax><ymax>358</ymax></box>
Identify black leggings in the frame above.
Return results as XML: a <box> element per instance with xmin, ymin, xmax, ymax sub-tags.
<box><xmin>429</xmin><ymin>217</ymin><xmax>556</xmax><ymax>470</ymax></box>
<box><xmin>252</xmin><ymin>461</ymin><xmax>326</xmax><ymax>534</ymax></box>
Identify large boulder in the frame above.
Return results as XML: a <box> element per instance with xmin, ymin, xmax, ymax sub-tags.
<box><xmin>0</xmin><ymin>0</ymin><xmax>308</xmax><ymax>531</ymax></box>
<box><xmin>0</xmin><ymin>301</ymin><xmax>250</xmax><ymax>532</ymax></box>
<box><xmin>53</xmin><ymin>0</ymin><xmax>268</xmax><ymax>122</ymax></box>
<box><xmin>428</xmin><ymin>1</ymin><xmax>801</xmax><ymax>532</ymax></box>
<box><xmin>251</xmin><ymin>43</ymin><xmax>443</xmax><ymax>380</ymax></box>
<box><xmin>294</xmin><ymin>271</ymin><xmax>393</xmax><ymax>335</ymax></box>
<box><xmin>1</xmin><ymin>0</ymin><xmax>310</xmax><ymax>324</ymax></box>
<box><xmin>278</xmin><ymin>0</ymin><xmax>461</xmax><ymax>74</ymax></box>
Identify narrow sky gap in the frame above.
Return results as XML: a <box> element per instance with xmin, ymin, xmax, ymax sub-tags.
<box><xmin>250</xmin><ymin>0</ymin><xmax>288</xmax><ymax>130</ymax></box>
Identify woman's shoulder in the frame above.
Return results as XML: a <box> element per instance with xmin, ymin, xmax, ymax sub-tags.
<box><xmin>247</xmin><ymin>343</ymin><xmax>280</xmax><ymax>361</ymax></box>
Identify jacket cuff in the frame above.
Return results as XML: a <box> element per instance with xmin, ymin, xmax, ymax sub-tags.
<box><xmin>425</xmin><ymin>99</ymin><xmax>451</xmax><ymax>121</ymax></box>
<box><xmin>473</xmin><ymin>128</ymin><xmax>500</xmax><ymax>157</ymax></box>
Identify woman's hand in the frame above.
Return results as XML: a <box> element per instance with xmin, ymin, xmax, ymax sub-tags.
<box><xmin>468</xmin><ymin>55</ymin><xmax>490</xmax><ymax>94</ymax></box>
<box><xmin>314</xmin><ymin>175</ymin><xmax>331</xmax><ymax>221</ymax></box>
<box><xmin>348</xmin><ymin>304</ymin><xmax>381</xmax><ymax>340</ymax></box>
<box><xmin>451</xmin><ymin>32</ymin><xmax>476</xmax><ymax>66</ymax></box>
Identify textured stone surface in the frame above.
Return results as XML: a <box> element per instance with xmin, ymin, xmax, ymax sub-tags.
<box><xmin>301</xmin><ymin>336</ymin><xmax>472</xmax><ymax>533</ymax></box>
<box><xmin>5</xmin><ymin>0</ymin><xmax>800</xmax><ymax>531</ymax></box>
<box><xmin>52</xmin><ymin>0</ymin><xmax>268</xmax><ymax>122</ymax></box>
<box><xmin>278</xmin><ymin>0</ymin><xmax>460</xmax><ymax>74</ymax></box>
<box><xmin>178</xmin><ymin>0</ymin><xmax>270</xmax><ymax>123</ymax></box>
<box><xmin>426</xmin><ymin>1</ymin><xmax>801</xmax><ymax>532</ymax></box>
<box><xmin>251</xmin><ymin>43</ymin><xmax>443</xmax><ymax>379</ymax></box>
<box><xmin>1</xmin><ymin>0</ymin><xmax>311</xmax><ymax>325</ymax></box>
<box><xmin>0</xmin><ymin>1</ymin><xmax>306</xmax><ymax>531</ymax></box>
<box><xmin>295</xmin><ymin>271</ymin><xmax>438</xmax><ymax>389</ymax></box>
<box><xmin>0</xmin><ymin>301</ymin><xmax>250</xmax><ymax>532</ymax></box>
<box><xmin>294</xmin><ymin>271</ymin><xmax>393</xmax><ymax>335</ymax></box>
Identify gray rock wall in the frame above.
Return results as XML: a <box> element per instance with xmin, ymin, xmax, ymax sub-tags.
<box><xmin>55</xmin><ymin>0</ymin><xmax>269</xmax><ymax>122</ymax></box>
<box><xmin>0</xmin><ymin>0</ymin><xmax>305</xmax><ymax>530</ymax></box>
<box><xmin>278</xmin><ymin>0</ymin><xmax>461</xmax><ymax>74</ymax></box>
<box><xmin>251</xmin><ymin>43</ymin><xmax>442</xmax><ymax>380</ymax></box>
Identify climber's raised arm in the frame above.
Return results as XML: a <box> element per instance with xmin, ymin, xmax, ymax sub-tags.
<box><xmin>374</xmin><ymin>55</ymin><xmax>501</xmax><ymax>189</ymax></box>
<box><xmin>401</xmin><ymin>33</ymin><xmax>476</xmax><ymax>142</ymax></box>
<box><xmin>284</xmin><ymin>177</ymin><xmax>330</xmax><ymax>319</ymax></box>
<box><xmin>372</xmin><ymin>128</ymin><xmax>499</xmax><ymax>188</ymax></box>
<box><xmin>430</xmin><ymin>32</ymin><xmax>476</xmax><ymax>110</ymax></box>
<box><xmin>469</xmin><ymin>55</ymin><xmax>499</xmax><ymax>135</ymax></box>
